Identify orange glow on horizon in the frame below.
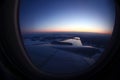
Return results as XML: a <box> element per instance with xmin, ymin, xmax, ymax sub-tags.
<box><xmin>32</xmin><ymin>30</ymin><xmax>111</xmax><ymax>34</ymax></box>
<box><xmin>22</xmin><ymin>27</ymin><xmax>112</xmax><ymax>34</ymax></box>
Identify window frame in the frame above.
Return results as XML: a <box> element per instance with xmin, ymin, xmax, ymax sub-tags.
<box><xmin>0</xmin><ymin>0</ymin><xmax>120</xmax><ymax>80</ymax></box>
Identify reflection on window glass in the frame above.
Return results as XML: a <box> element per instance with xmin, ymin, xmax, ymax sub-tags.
<box><xmin>20</xmin><ymin>0</ymin><xmax>115</xmax><ymax>76</ymax></box>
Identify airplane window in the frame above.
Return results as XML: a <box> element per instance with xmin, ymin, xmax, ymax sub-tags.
<box><xmin>19</xmin><ymin>0</ymin><xmax>115</xmax><ymax>76</ymax></box>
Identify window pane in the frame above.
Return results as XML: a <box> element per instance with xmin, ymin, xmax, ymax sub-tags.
<box><xmin>20</xmin><ymin>0</ymin><xmax>115</xmax><ymax>76</ymax></box>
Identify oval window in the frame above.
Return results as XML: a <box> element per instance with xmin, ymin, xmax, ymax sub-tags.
<box><xmin>19</xmin><ymin>0</ymin><xmax>115</xmax><ymax>76</ymax></box>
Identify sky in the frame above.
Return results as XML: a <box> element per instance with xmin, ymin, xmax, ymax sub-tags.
<box><xmin>20</xmin><ymin>0</ymin><xmax>115</xmax><ymax>34</ymax></box>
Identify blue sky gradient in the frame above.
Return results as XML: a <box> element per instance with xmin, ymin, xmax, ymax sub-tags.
<box><xmin>20</xmin><ymin>0</ymin><xmax>115</xmax><ymax>34</ymax></box>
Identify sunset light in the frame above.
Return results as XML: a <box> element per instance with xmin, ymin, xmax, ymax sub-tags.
<box><xmin>20</xmin><ymin>0</ymin><xmax>114</xmax><ymax>34</ymax></box>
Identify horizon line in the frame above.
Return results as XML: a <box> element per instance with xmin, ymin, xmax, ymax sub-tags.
<box><xmin>21</xmin><ymin>31</ymin><xmax>112</xmax><ymax>35</ymax></box>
